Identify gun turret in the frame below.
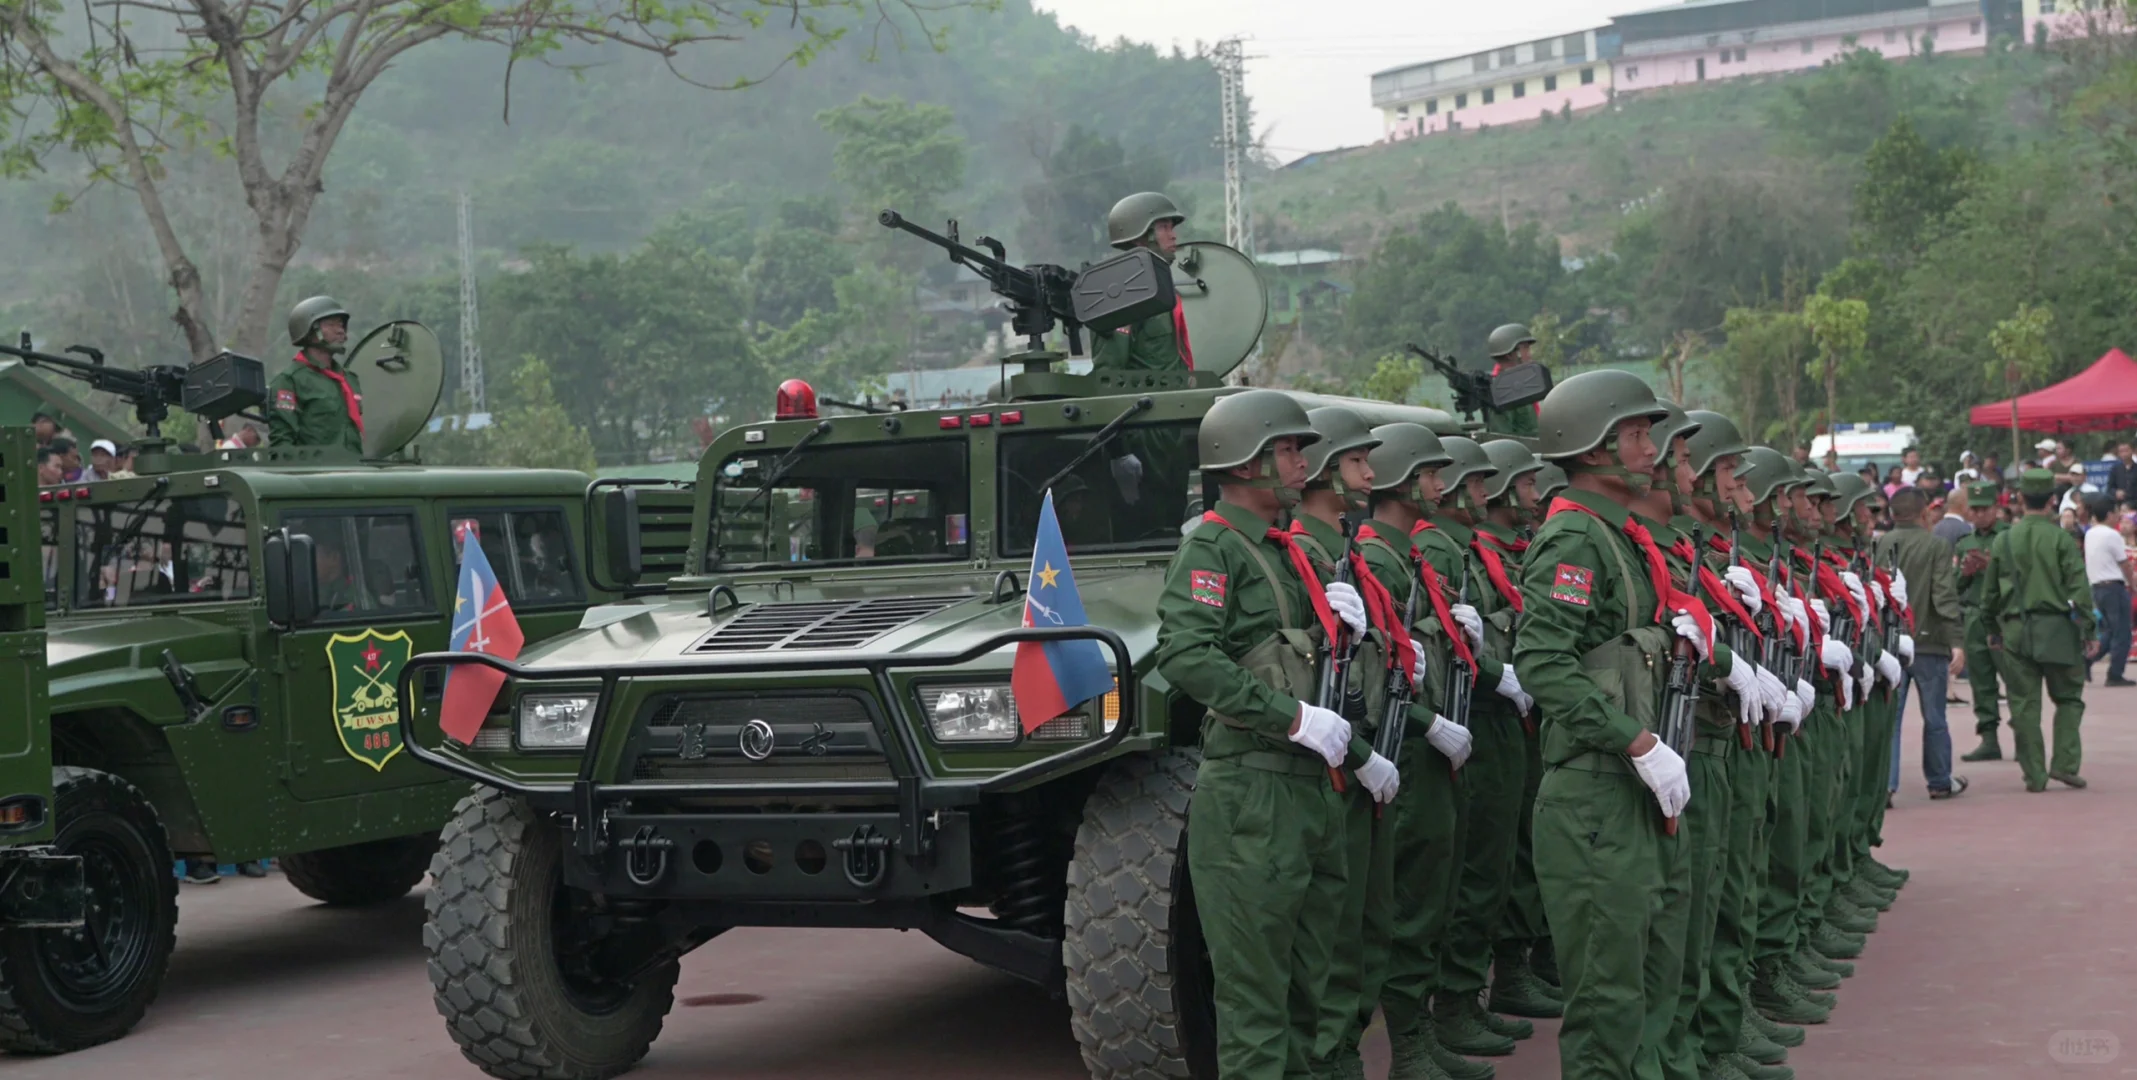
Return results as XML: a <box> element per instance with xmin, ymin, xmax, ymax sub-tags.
<box><xmin>878</xmin><ymin>210</ymin><xmax>1175</xmax><ymax>360</ymax></box>
<box><xmin>5</xmin><ymin>332</ymin><xmax>265</xmax><ymax>446</ymax></box>
<box><xmin>1406</xmin><ymin>342</ymin><xmax>1554</xmax><ymax>425</ymax></box>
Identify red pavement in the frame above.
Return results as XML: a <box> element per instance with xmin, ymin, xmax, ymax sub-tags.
<box><xmin>2</xmin><ymin>686</ymin><xmax>2133</xmax><ymax>1079</ymax></box>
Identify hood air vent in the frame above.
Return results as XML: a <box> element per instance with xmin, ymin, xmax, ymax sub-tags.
<box><xmin>689</xmin><ymin>594</ymin><xmax>967</xmax><ymax>653</ymax></box>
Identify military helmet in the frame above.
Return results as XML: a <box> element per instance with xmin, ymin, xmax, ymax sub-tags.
<box><xmin>1828</xmin><ymin>471</ymin><xmax>1876</xmax><ymax>515</ymax></box>
<box><xmin>1649</xmin><ymin>400</ymin><xmax>1703</xmax><ymax>459</ymax></box>
<box><xmin>1735</xmin><ymin>447</ymin><xmax>1804</xmax><ymax>505</ymax></box>
<box><xmin>1534</xmin><ymin>369</ymin><xmax>1669</xmax><ymax>460</ymax></box>
<box><xmin>1481</xmin><ymin>439</ymin><xmax>1543</xmax><ymax>501</ymax></box>
<box><xmin>1488</xmin><ymin>323</ymin><xmax>1537</xmax><ymax>359</ymax></box>
<box><xmin>1198</xmin><ymin>389</ymin><xmax>1320</xmax><ymax>471</ymax></box>
<box><xmin>1303</xmin><ymin>406</ymin><xmax>1382</xmax><ymax>479</ymax></box>
<box><xmin>1107</xmin><ymin>191</ymin><xmax>1186</xmax><ymax>250</ymax></box>
<box><xmin>1366</xmin><ymin>423</ymin><xmax>1453</xmax><ymax>492</ymax></box>
<box><xmin>1682</xmin><ymin>410</ymin><xmax>1750</xmax><ymax>478</ymax></box>
<box><xmin>1532</xmin><ymin>462</ymin><xmax>1569</xmax><ymax>502</ymax></box>
<box><xmin>288</xmin><ymin>295</ymin><xmax>351</xmax><ymax>347</ymax></box>
<box><xmin>1799</xmin><ymin>467</ymin><xmax>1839</xmax><ymax>499</ymax></box>
<box><xmin>1437</xmin><ymin>435</ymin><xmax>1495</xmax><ymax>493</ymax></box>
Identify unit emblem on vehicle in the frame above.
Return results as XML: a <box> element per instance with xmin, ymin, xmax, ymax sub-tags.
<box><xmin>739</xmin><ymin>718</ymin><xmax>776</xmax><ymax>761</ymax></box>
<box><xmin>676</xmin><ymin>721</ymin><xmax>709</xmax><ymax>761</ymax></box>
<box><xmin>325</xmin><ymin>629</ymin><xmax>415</xmax><ymax>771</ymax></box>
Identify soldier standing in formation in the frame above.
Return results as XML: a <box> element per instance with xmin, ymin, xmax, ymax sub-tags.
<box><xmin>268</xmin><ymin>296</ymin><xmax>365</xmax><ymax>453</ymax></box>
<box><xmin>1981</xmin><ymin>468</ymin><xmax>2096</xmax><ymax>792</ymax></box>
<box><xmin>1956</xmin><ymin>482</ymin><xmax>2012</xmax><ymax>761</ymax></box>
<box><xmin>1094</xmin><ymin>192</ymin><xmax>1194</xmax><ymax>373</ymax></box>
<box><xmin>1156</xmin><ymin>360</ymin><xmax>1949</xmax><ymax>1080</ymax></box>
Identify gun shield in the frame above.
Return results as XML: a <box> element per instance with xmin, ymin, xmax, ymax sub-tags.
<box><xmin>1072</xmin><ymin>249</ymin><xmax>1177</xmax><ymax>336</ymax></box>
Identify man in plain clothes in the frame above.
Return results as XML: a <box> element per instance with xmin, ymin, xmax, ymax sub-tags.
<box><xmin>2081</xmin><ymin>495</ymin><xmax>2133</xmax><ymax>687</ymax></box>
<box><xmin>1879</xmin><ymin>487</ymin><xmax>1970</xmax><ymax>799</ymax></box>
<box><xmin>2107</xmin><ymin>441</ymin><xmax>2137</xmax><ymax>508</ymax></box>
<box><xmin>1932</xmin><ymin>491</ymin><xmax>1973</xmax><ymax>545</ymax></box>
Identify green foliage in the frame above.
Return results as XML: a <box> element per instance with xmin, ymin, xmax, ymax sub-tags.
<box><xmin>1021</xmin><ymin>124</ymin><xmax>1172</xmax><ymax>262</ymax></box>
<box><xmin>1360</xmin><ymin>354</ymin><xmax>1424</xmax><ymax>405</ymax></box>
<box><xmin>1854</xmin><ymin>115</ymin><xmax>1979</xmax><ymax>261</ymax></box>
<box><xmin>1987</xmin><ymin>302</ymin><xmax>2057</xmax><ymax>390</ymax></box>
<box><xmin>1343</xmin><ymin>204</ymin><xmax>1568</xmax><ymax>369</ymax></box>
<box><xmin>485</xmin><ymin>358</ymin><xmax>600</xmax><ymax>473</ymax></box>
<box><xmin>1718</xmin><ymin>305</ymin><xmax>1812</xmax><ymax>443</ymax></box>
<box><xmin>1607</xmin><ymin>171</ymin><xmax>1846</xmax><ymax>344</ymax></box>
<box><xmin>819</xmin><ymin>95</ymin><xmax>969</xmax><ymax>224</ymax></box>
<box><xmin>1766</xmin><ymin>47</ymin><xmax>1985</xmax><ymax>158</ymax></box>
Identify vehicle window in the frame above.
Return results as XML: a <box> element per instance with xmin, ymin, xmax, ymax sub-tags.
<box><xmin>998</xmin><ymin>420</ymin><xmax>1202</xmax><ymax>557</ymax></box>
<box><xmin>282</xmin><ymin>512</ymin><xmax>434</xmax><ymax>620</ymax></box>
<box><xmin>447</xmin><ymin>508</ymin><xmax>583</xmax><ymax>606</ymax></box>
<box><xmin>73</xmin><ymin>495</ymin><xmax>251</xmax><ymax>609</ymax></box>
<box><xmin>709</xmin><ymin>439</ymin><xmax>969</xmax><ymax>570</ymax></box>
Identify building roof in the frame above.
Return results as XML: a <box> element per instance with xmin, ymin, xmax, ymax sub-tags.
<box><xmin>1257</xmin><ymin>249</ymin><xmax>1348</xmax><ymax>268</ymax></box>
<box><xmin>1611</xmin><ymin>0</ymin><xmax>1951</xmax><ymax>43</ymax></box>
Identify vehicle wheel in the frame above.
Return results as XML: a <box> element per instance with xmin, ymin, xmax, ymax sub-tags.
<box><xmin>426</xmin><ymin>789</ymin><xmax>678</xmax><ymax>1080</ymax></box>
<box><xmin>280</xmin><ymin>832</ymin><xmax>439</xmax><ymax>907</ymax></box>
<box><xmin>1064</xmin><ymin>749</ymin><xmax>1217</xmax><ymax>1080</ymax></box>
<box><xmin>0</xmin><ymin>767</ymin><xmax>179</xmax><ymax>1053</ymax></box>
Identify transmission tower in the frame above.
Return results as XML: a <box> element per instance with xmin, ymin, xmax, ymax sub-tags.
<box><xmin>457</xmin><ymin>190</ymin><xmax>486</xmax><ymax>412</ymax></box>
<box><xmin>1215</xmin><ymin>38</ymin><xmax>1253</xmax><ymax>259</ymax></box>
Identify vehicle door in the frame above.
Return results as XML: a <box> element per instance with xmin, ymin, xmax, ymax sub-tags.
<box><xmin>0</xmin><ymin>432</ymin><xmax>52</xmax><ymax>844</ymax></box>
<box><xmin>275</xmin><ymin>507</ymin><xmax>445</xmax><ymax>801</ymax></box>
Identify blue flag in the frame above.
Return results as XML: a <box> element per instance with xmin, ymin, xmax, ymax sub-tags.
<box><xmin>1010</xmin><ymin>491</ymin><xmax>1116</xmax><ymax>733</ymax></box>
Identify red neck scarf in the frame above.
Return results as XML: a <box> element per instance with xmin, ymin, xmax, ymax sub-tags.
<box><xmin>1479</xmin><ymin>531</ymin><xmax>1530</xmax><ymax>554</ymax></box>
<box><xmin>1336</xmin><ymin>533</ymin><xmax>1413</xmax><ymax>682</ymax></box>
<box><xmin>1386</xmin><ymin>521</ymin><xmax>1477</xmax><ymax>672</ymax></box>
<box><xmin>1468</xmin><ymin>535</ymin><xmax>1524</xmax><ymax>614</ymax></box>
<box><xmin>1172</xmin><ymin>298</ymin><xmax>1195</xmax><ymax>370</ymax></box>
<box><xmin>292</xmin><ymin>352</ymin><xmax>365</xmax><ymax>435</ymax></box>
<box><xmin>1205</xmin><ymin>511</ymin><xmax>1337</xmax><ymax>642</ymax></box>
<box><xmin>1547</xmin><ymin>496</ymin><xmax>1715</xmax><ymax>654</ymax></box>
<box><xmin>1676</xmin><ymin>536</ymin><xmax>1759</xmax><ymax>641</ymax></box>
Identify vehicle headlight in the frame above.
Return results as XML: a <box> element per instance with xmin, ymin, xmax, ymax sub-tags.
<box><xmin>517</xmin><ymin>694</ymin><xmax>598</xmax><ymax>749</ymax></box>
<box><xmin>919</xmin><ymin>684</ymin><xmax>1019</xmax><ymax>742</ymax></box>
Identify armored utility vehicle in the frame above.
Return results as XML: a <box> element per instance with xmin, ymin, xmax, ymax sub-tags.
<box><xmin>2</xmin><ymin>323</ymin><xmax>688</xmax><ymax>1053</ymax></box>
<box><xmin>403</xmin><ymin>233</ymin><xmax>1489</xmax><ymax>1079</ymax></box>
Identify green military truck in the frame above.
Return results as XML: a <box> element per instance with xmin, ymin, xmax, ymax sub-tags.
<box><xmin>0</xmin><ymin>325</ymin><xmax>690</xmax><ymax>1054</ymax></box>
<box><xmin>401</xmin><ymin>236</ymin><xmax>1464</xmax><ymax>1079</ymax></box>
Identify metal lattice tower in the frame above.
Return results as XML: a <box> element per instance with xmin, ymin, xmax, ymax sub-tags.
<box><xmin>1216</xmin><ymin>38</ymin><xmax>1252</xmax><ymax>259</ymax></box>
<box><xmin>457</xmin><ymin>191</ymin><xmax>486</xmax><ymax>412</ymax></box>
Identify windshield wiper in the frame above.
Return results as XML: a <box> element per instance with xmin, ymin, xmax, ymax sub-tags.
<box><xmin>1037</xmin><ymin>396</ymin><xmax>1153</xmax><ymax>498</ymax></box>
<box><xmin>738</xmin><ymin>420</ymin><xmax>834</xmax><ymax>514</ymax></box>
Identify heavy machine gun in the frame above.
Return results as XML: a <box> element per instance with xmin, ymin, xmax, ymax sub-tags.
<box><xmin>4</xmin><ymin>333</ymin><xmax>264</xmax><ymax>446</ymax></box>
<box><xmin>1406</xmin><ymin>343</ymin><xmax>1553</xmax><ymax>424</ymax></box>
<box><xmin>878</xmin><ymin>210</ymin><xmax>1175</xmax><ymax>358</ymax></box>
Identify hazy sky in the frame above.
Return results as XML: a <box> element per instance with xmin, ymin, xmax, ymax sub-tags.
<box><xmin>1036</xmin><ymin>0</ymin><xmax>1631</xmax><ymax>161</ymax></box>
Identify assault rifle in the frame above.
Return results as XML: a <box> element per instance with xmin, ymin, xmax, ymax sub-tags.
<box><xmin>1655</xmin><ymin>526</ymin><xmax>1705</xmax><ymax>836</ymax></box>
<box><xmin>1721</xmin><ymin>519</ymin><xmax>1760</xmax><ymax>752</ymax></box>
<box><xmin>3</xmin><ymin>332</ymin><xmax>264</xmax><ymax>444</ymax></box>
<box><xmin>878</xmin><ymin>210</ymin><xmax>1174</xmax><ymax>357</ymax></box>
<box><xmin>1441</xmin><ymin>552</ymin><xmax>1475</xmax><ymax>731</ymax></box>
<box><xmin>1761</xmin><ymin>539</ymin><xmax>1794</xmax><ymax>757</ymax></box>
<box><xmin>1373</xmin><ymin>549</ymin><xmax>1425</xmax><ymax>772</ymax></box>
<box><xmin>1313</xmin><ymin>517</ymin><xmax>1366</xmax><ymax>793</ymax></box>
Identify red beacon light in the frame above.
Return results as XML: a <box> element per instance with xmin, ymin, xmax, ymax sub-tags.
<box><xmin>775</xmin><ymin>379</ymin><xmax>818</xmax><ymax>421</ymax></box>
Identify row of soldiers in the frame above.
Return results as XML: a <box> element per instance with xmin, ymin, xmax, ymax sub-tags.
<box><xmin>1153</xmin><ymin>369</ymin><xmax>2021</xmax><ymax>1080</ymax></box>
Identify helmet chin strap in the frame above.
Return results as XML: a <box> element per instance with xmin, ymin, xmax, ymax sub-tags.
<box><xmin>1238</xmin><ymin>447</ymin><xmax>1302</xmax><ymax>508</ymax></box>
<box><xmin>1409</xmin><ymin>473</ymin><xmax>1442</xmax><ymax>515</ymax></box>
<box><xmin>1567</xmin><ymin>432</ymin><xmax>1653</xmax><ymax>495</ymax></box>
<box><xmin>1312</xmin><ymin>469</ymin><xmax>1372</xmax><ymax>514</ymax></box>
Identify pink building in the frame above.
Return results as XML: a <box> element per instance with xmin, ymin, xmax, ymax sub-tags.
<box><xmin>1372</xmin><ymin>30</ymin><xmax>1615</xmax><ymax>141</ymax></box>
<box><xmin>2020</xmin><ymin>0</ymin><xmax>2134</xmax><ymax>43</ymax></box>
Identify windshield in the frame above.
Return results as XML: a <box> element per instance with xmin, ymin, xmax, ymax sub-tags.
<box><xmin>73</xmin><ymin>495</ymin><xmax>251</xmax><ymax>609</ymax></box>
<box><xmin>709</xmin><ymin>438</ymin><xmax>970</xmax><ymax>570</ymax></box>
<box><xmin>998</xmin><ymin>420</ymin><xmax>1202</xmax><ymax>557</ymax></box>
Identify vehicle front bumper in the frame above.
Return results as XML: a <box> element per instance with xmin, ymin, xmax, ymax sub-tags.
<box><xmin>0</xmin><ymin>847</ymin><xmax>85</xmax><ymax>928</ymax></box>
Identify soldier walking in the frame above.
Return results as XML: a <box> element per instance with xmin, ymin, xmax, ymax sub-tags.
<box><xmin>268</xmin><ymin>296</ymin><xmax>365</xmax><ymax>453</ymax></box>
<box><xmin>1981</xmin><ymin>468</ymin><xmax>2096</xmax><ymax>792</ymax></box>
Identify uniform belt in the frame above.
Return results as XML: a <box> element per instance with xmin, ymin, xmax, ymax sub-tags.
<box><xmin>1235</xmin><ymin>749</ymin><xmax>1336</xmax><ymax>778</ymax></box>
<box><xmin>1555</xmin><ymin>749</ymin><xmax>1636</xmax><ymax>776</ymax></box>
<box><xmin>1693</xmin><ymin>732</ymin><xmax>1731</xmax><ymax>757</ymax></box>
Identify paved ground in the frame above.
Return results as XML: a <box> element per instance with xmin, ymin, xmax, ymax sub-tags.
<box><xmin>4</xmin><ymin>684</ymin><xmax>2134</xmax><ymax>1079</ymax></box>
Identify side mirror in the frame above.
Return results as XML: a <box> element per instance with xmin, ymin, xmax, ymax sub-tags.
<box><xmin>597</xmin><ymin>486</ymin><xmax>643</xmax><ymax>587</ymax></box>
<box><xmin>263</xmin><ymin>529</ymin><xmax>320</xmax><ymax>627</ymax></box>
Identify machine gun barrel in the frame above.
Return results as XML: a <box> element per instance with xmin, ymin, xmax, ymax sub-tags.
<box><xmin>1406</xmin><ymin>342</ymin><xmax>1493</xmax><ymax>421</ymax></box>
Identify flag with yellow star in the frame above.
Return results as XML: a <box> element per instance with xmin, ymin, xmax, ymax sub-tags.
<box><xmin>1011</xmin><ymin>491</ymin><xmax>1114</xmax><ymax>734</ymax></box>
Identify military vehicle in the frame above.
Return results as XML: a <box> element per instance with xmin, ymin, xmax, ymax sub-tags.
<box><xmin>403</xmin><ymin>222</ymin><xmax>1460</xmax><ymax>1080</ymax></box>
<box><xmin>1</xmin><ymin>323</ymin><xmax>684</xmax><ymax>1053</ymax></box>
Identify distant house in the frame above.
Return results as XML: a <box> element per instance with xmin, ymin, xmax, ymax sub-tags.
<box><xmin>1256</xmin><ymin>249</ymin><xmax>1354</xmax><ymax>326</ymax></box>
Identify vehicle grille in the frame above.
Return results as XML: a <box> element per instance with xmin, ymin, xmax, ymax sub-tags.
<box><xmin>628</xmin><ymin>692</ymin><xmax>895</xmax><ymax>783</ymax></box>
<box><xmin>688</xmin><ymin>594</ymin><xmax>967</xmax><ymax>653</ymax></box>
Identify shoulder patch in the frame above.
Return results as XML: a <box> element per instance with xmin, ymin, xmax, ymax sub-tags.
<box><xmin>274</xmin><ymin>388</ymin><xmax>298</xmax><ymax>411</ymax></box>
<box><xmin>1550</xmin><ymin>562</ymin><xmax>1594</xmax><ymax>607</ymax></box>
<box><xmin>1190</xmin><ymin>569</ymin><xmax>1227</xmax><ymax>608</ymax></box>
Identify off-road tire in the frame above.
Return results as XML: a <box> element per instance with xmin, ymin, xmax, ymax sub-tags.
<box><xmin>425</xmin><ymin>789</ymin><xmax>677</xmax><ymax>1080</ymax></box>
<box><xmin>0</xmin><ymin>767</ymin><xmax>179</xmax><ymax>1053</ymax></box>
<box><xmin>1064</xmin><ymin>749</ymin><xmax>1216</xmax><ymax>1080</ymax></box>
<box><xmin>280</xmin><ymin>832</ymin><xmax>440</xmax><ymax>907</ymax></box>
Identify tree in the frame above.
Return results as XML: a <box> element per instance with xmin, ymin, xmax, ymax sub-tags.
<box><xmin>1855</xmin><ymin>114</ymin><xmax>1978</xmax><ymax>262</ymax></box>
<box><xmin>1661</xmin><ymin>330</ymin><xmax>1702</xmax><ymax>405</ymax></box>
<box><xmin>1803</xmin><ymin>289</ymin><xmax>1870</xmax><ymax>450</ymax></box>
<box><xmin>1343</xmin><ymin>203</ymin><xmax>1567</xmax><ymax>372</ymax></box>
<box><xmin>1719</xmin><ymin>305</ymin><xmax>1811</xmax><ymax>446</ymax></box>
<box><xmin>1987</xmin><ymin>302</ymin><xmax>2057</xmax><ymax>469</ymax></box>
<box><xmin>1019</xmin><ymin>123</ymin><xmax>1170</xmax><ymax>261</ymax></box>
<box><xmin>485</xmin><ymin>358</ymin><xmax>599</xmax><ymax>473</ymax></box>
<box><xmin>0</xmin><ymin>0</ymin><xmax>950</xmax><ymax>361</ymax></box>
<box><xmin>1360</xmin><ymin>353</ymin><xmax>1424</xmax><ymax>405</ymax></box>
<box><xmin>818</xmin><ymin>94</ymin><xmax>968</xmax><ymax>232</ymax></box>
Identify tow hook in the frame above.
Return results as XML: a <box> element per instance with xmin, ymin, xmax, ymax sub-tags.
<box><xmin>833</xmin><ymin>824</ymin><xmax>892</xmax><ymax>891</ymax></box>
<box><xmin>618</xmin><ymin>826</ymin><xmax>672</xmax><ymax>887</ymax></box>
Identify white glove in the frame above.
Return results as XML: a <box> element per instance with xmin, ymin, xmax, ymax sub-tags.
<box><xmin>1425</xmin><ymin>715</ymin><xmax>1472</xmax><ymax>769</ymax></box>
<box><xmin>1839</xmin><ymin>670</ymin><xmax>1856</xmax><ymax>711</ymax></box>
<box><xmin>1109</xmin><ymin>453</ymin><xmax>1144</xmax><ymax>505</ymax></box>
<box><xmin>1857</xmin><ymin>663</ymin><xmax>1874</xmax><ymax>704</ymax></box>
<box><xmin>1869</xmin><ymin>580</ymin><xmax>1887</xmax><ymax>612</ymax></box>
<box><xmin>1324</xmin><ymin>581</ymin><xmax>1369</xmax><ymax>638</ymax></box>
<box><xmin>1898</xmin><ymin>633</ymin><xmax>1915</xmax><ymax>665</ymax></box>
<box><xmin>1408</xmin><ymin>638</ymin><xmax>1429</xmax><ymax>692</ymax></box>
<box><xmin>1631</xmin><ymin>740</ymin><xmax>1692</xmax><ymax>818</ymax></box>
<box><xmin>1357</xmin><ymin>752</ymin><xmax>1401</xmax><ymax>804</ymax></box>
<box><xmin>1875</xmin><ymin>650</ymin><xmax>1903</xmax><ymax>688</ymax></box>
<box><xmin>1795</xmin><ymin>678</ymin><xmax>1816</xmax><ymax>719</ymax></box>
<box><xmin>1290</xmin><ymin>702</ymin><xmax>1353</xmax><ymax>767</ymax></box>
<box><xmin>1755</xmin><ymin>664</ymin><xmax>1790</xmax><ymax>725</ymax></box>
<box><xmin>1723</xmin><ymin>566</ymin><xmax>1764</xmax><ymax>616</ymax></box>
<box><xmin>1777</xmin><ymin>681</ymin><xmax>1806</xmax><ymax>733</ymax></box>
<box><xmin>1449</xmin><ymin>603</ymin><xmax>1485</xmax><ymax>653</ymax></box>
<box><xmin>1808</xmin><ymin>597</ymin><xmax>1832</xmax><ymax>634</ymax></box>
<box><xmin>1777</xmin><ymin>594</ymin><xmax>1808</xmax><ymax>637</ymax></box>
<box><xmin>1890</xmin><ymin>570</ymin><xmax>1909</xmax><ymax>609</ymax></box>
<box><xmin>1819</xmin><ymin>637</ymin><xmax>1853</xmax><ymax>673</ymax></box>
<box><xmin>1671</xmin><ymin>611</ymin><xmax>1711</xmax><ymax>661</ymax></box>
<box><xmin>1495</xmin><ymin>665</ymin><xmax>1533</xmax><ymax>715</ymax></box>
<box><xmin>1841</xmin><ymin>571</ymin><xmax>1869</xmax><ymax>616</ymax></box>
<box><xmin>1722</xmin><ymin>655</ymin><xmax>1761</xmax><ymax>724</ymax></box>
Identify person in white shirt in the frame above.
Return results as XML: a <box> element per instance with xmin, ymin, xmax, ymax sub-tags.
<box><xmin>1953</xmin><ymin>450</ymin><xmax>1982</xmax><ymax>487</ymax></box>
<box><xmin>2060</xmin><ymin>464</ymin><xmax>2099</xmax><ymax>517</ymax></box>
<box><xmin>1899</xmin><ymin>448</ymin><xmax>1925</xmax><ymax>486</ymax></box>
<box><xmin>2080</xmin><ymin>495</ymin><xmax>2133</xmax><ymax>686</ymax></box>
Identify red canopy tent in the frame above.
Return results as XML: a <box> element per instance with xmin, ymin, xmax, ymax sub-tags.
<box><xmin>1970</xmin><ymin>348</ymin><xmax>2137</xmax><ymax>433</ymax></box>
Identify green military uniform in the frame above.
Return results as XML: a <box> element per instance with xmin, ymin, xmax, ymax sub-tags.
<box><xmin>1481</xmin><ymin>324</ymin><xmax>1540</xmax><ymax>438</ymax></box>
<box><xmin>1497</xmin><ymin>462</ymin><xmax>1566</xmax><ymax>995</ymax></box>
<box><xmin>267</xmin><ymin>296</ymin><xmax>365</xmax><ymax>453</ymax></box>
<box><xmin>1981</xmin><ymin>470</ymin><xmax>2094</xmax><ymax>792</ymax></box>
<box><xmin>1155</xmin><ymin>392</ymin><xmax>1354</xmax><ymax>1080</ymax></box>
<box><xmin>1092</xmin><ymin>192</ymin><xmax>1191</xmax><ymax>373</ymax></box>
<box><xmin>1512</xmin><ymin>369</ymin><xmax>1684</xmax><ymax>1080</ymax></box>
<box><xmin>1955</xmin><ymin>483</ymin><xmax>2009</xmax><ymax>755</ymax></box>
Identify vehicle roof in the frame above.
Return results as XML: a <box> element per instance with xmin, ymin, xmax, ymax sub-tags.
<box><xmin>219</xmin><ymin>464</ymin><xmax>593</xmax><ymax>500</ymax></box>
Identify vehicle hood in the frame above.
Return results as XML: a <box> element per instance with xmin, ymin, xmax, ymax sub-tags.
<box><xmin>46</xmin><ymin>614</ymin><xmax>252</xmax><ymax>716</ymax></box>
<box><xmin>516</xmin><ymin>564</ymin><xmax>1167</xmax><ymax>673</ymax></box>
